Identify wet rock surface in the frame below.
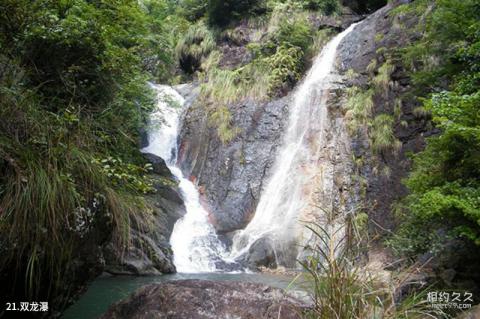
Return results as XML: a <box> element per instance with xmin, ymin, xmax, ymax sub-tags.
<box><xmin>104</xmin><ymin>153</ymin><xmax>186</xmax><ymax>275</ymax></box>
<box><xmin>101</xmin><ymin>279</ymin><xmax>309</xmax><ymax>319</ymax></box>
<box><xmin>178</xmin><ymin>96</ymin><xmax>290</xmax><ymax>234</ymax></box>
<box><xmin>245</xmin><ymin>237</ymin><xmax>278</xmax><ymax>269</ymax></box>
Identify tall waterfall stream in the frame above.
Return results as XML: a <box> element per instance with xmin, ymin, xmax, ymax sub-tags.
<box><xmin>142</xmin><ymin>86</ymin><xmax>233</xmax><ymax>273</ymax></box>
<box><xmin>143</xmin><ymin>23</ymin><xmax>358</xmax><ymax>273</ymax></box>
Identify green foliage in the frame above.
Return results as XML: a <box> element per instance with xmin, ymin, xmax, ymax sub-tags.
<box><xmin>175</xmin><ymin>22</ymin><xmax>216</xmax><ymax>73</ymax></box>
<box><xmin>270</xmin><ymin>14</ymin><xmax>313</xmax><ymax>52</ymax></box>
<box><xmin>178</xmin><ymin>0</ymin><xmax>208</xmax><ymax>21</ymax></box>
<box><xmin>392</xmin><ymin>92</ymin><xmax>480</xmax><ymax>254</ymax></box>
<box><xmin>207</xmin><ymin>0</ymin><xmax>265</xmax><ymax>26</ymax></box>
<box><xmin>397</xmin><ymin>0</ymin><xmax>479</xmax><ymax>92</ymax></box>
<box><xmin>369</xmin><ymin>114</ymin><xmax>402</xmax><ymax>155</ymax></box>
<box><xmin>208</xmin><ymin>105</ymin><xmax>242</xmax><ymax>144</ymax></box>
<box><xmin>372</xmin><ymin>60</ymin><xmax>395</xmax><ymax>94</ymax></box>
<box><xmin>366</xmin><ymin>59</ymin><xmax>377</xmax><ymax>75</ymax></box>
<box><xmin>344</xmin><ymin>86</ymin><xmax>374</xmax><ymax>133</ymax></box>
<box><xmin>298</xmin><ymin>216</ymin><xmax>447</xmax><ymax>319</ymax></box>
<box><xmin>391</xmin><ymin>0</ymin><xmax>480</xmax><ymax>254</ymax></box>
<box><xmin>0</xmin><ymin>0</ymin><xmax>172</xmax><ymax>307</ymax></box>
<box><xmin>199</xmin><ymin>58</ymin><xmax>270</xmax><ymax>143</ymax></box>
<box><xmin>298</xmin><ymin>0</ymin><xmax>340</xmax><ymax>15</ymax></box>
<box><xmin>265</xmin><ymin>46</ymin><xmax>304</xmax><ymax>93</ymax></box>
<box><xmin>142</xmin><ymin>0</ymin><xmax>191</xmax><ymax>81</ymax></box>
<box><xmin>93</xmin><ymin>157</ymin><xmax>155</xmax><ymax>194</ymax></box>
<box><xmin>196</xmin><ymin>4</ymin><xmax>321</xmax><ymax>143</ymax></box>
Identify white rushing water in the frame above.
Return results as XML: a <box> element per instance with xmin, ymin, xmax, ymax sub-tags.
<box><xmin>230</xmin><ymin>23</ymin><xmax>359</xmax><ymax>264</ymax></box>
<box><xmin>143</xmin><ymin>22</ymin><xmax>358</xmax><ymax>272</ymax></box>
<box><xmin>142</xmin><ymin>84</ymin><xmax>231</xmax><ymax>273</ymax></box>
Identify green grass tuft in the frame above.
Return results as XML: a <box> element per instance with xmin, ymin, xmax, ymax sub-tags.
<box><xmin>373</xmin><ymin>60</ymin><xmax>395</xmax><ymax>94</ymax></box>
<box><xmin>344</xmin><ymin>87</ymin><xmax>375</xmax><ymax>134</ymax></box>
<box><xmin>369</xmin><ymin>114</ymin><xmax>402</xmax><ymax>155</ymax></box>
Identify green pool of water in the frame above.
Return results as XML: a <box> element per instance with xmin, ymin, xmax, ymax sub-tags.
<box><xmin>62</xmin><ymin>272</ymin><xmax>302</xmax><ymax>319</ymax></box>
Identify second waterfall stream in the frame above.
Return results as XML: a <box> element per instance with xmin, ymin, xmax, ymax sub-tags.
<box><xmin>143</xmin><ymin>22</ymin><xmax>358</xmax><ymax>273</ymax></box>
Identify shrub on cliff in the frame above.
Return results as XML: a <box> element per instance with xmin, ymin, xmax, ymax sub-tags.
<box><xmin>175</xmin><ymin>22</ymin><xmax>216</xmax><ymax>74</ymax></box>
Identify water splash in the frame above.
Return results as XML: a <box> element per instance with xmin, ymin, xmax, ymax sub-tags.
<box><xmin>143</xmin><ymin>21</ymin><xmax>358</xmax><ymax>272</ymax></box>
<box><xmin>142</xmin><ymin>84</ymin><xmax>234</xmax><ymax>273</ymax></box>
<box><xmin>230</xmin><ymin>23</ymin><xmax>359</xmax><ymax>265</ymax></box>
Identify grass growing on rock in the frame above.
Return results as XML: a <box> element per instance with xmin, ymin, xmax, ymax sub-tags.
<box><xmin>175</xmin><ymin>22</ymin><xmax>216</xmax><ymax>74</ymax></box>
<box><xmin>370</xmin><ymin>114</ymin><xmax>402</xmax><ymax>155</ymax></box>
<box><xmin>176</xmin><ymin>0</ymin><xmax>337</xmax><ymax>144</ymax></box>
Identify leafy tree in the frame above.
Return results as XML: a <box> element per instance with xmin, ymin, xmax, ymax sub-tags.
<box><xmin>390</xmin><ymin>0</ymin><xmax>480</xmax><ymax>254</ymax></box>
<box><xmin>302</xmin><ymin>0</ymin><xmax>341</xmax><ymax>14</ymax></box>
<box><xmin>207</xmin><ymin>0</ymin><xmax>264</xmax><ymax>26</ymax></box>
<box><xmin>178</xmin><ymin>0</ymin><xmax>209</xmax><ymax>21</ymax></box>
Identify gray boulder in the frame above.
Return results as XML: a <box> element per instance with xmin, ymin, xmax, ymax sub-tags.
<box><xmin>101</xmin><ymin>279</ymin><xmax>309</xmax><ymax>319</ymax></box>
<box><xmin>245</xmin><ymin>237</ymin><xmax>278</xmax><ymax>269</ymax></box>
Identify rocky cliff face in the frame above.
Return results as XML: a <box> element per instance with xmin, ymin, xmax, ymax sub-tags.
<box><xmin>175</xmin><ymin>0</ymin><xmax>428</xmax><ymax>268</ymax></box>
<box><xmin>337</xmin><ymin>0</ymin><xmax>429</xmax><ymax>236</ymax></box>
<box><xmin>178</xmin><ymin>96</ymin><xmax>290</xmax><ymax>234</ymax></box>
<box><xmin>56</xmin><ymin>153</ymin><xmax>186</xmax><ymax>316</ymax></box>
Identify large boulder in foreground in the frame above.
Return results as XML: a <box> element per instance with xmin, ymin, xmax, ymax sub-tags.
<box><xmin>101</xmin><ymin>279</ymin><xmax>309</xmax><ymax>319</ymax></box>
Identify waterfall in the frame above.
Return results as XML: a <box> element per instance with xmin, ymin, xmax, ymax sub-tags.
<box><xmin>230</xmin><ymin>23</ymin><xmax>359</xmax><ymax>265</ymax></box>
<box><xmin>142</xmin><ymin>84</ymin><xmax>234</xmax><ymax>273</ymax></box>
<box><xmin>143</xmin><ymin>22</ymin><xmax>358</xmax><ymax>273</ymax></box>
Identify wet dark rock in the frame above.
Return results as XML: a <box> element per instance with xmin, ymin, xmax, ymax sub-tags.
<box><xmin>457</xmin><ymin>305</ymin><xmax>480</xmax><ymax>319</ymax></box>
<box><xmin>246</xmin><ymin>237</ymin><xmax>278</xmax><ymax>269</ymax></box>
<box><xmin>103</xmin><ymin>153</ymin><xmax>186</xmax><ymax>275</ymax></box>
<box><xmin>178</xmin><ymin>97</ymin><xmax>290</xmax><ymax>233</ymax></box>
<box><xmin>143</xmin><ymin>152</ymin><xmax>173</xmax><ymax>179</ymax></box>
<box><xmin>139</xmin><ymin>127</ymin><xmax>149</xmax><ymax>149</ymax></box>
<box><xmin>310</xmin><ymin>7</ymin><xmax>364</xmax><ymax>31</ymax></box>
<box><xmin>101</xmin><ymin>280</ymin><xmax>309</xmax><ymax>319</ymax></box>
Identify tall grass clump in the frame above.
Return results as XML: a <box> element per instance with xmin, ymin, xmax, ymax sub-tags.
<box><xmin>199</xmin><ymin>61</ymin><xmax>270</xmax><ymax>143</ymax></box>
<box><xmin>344</xmin><ymin>87</ymin><xmax>375</xmax><ymax>134</ymax></box>
<box><xmin>298</xmin><ymin>208</ymin><xmax>449</xmax><ymax>319</ymax></box>
<box><xmin>175</xmin><ymin>22</ymin><xmax>216</xmax><ymax>73</ymax></box>
<box><xmin>369</xmin><ymin>114</ymin><xmax>402</xmax><ymax>155</ymax></box>
<box><xmin>373</xmin><ymin>60</ymin><xmax>395</xmax><ymax>94</ymax></box>
<box><xmin>0</xmin><ymin>0</ymin><xmax>164</xmax><ymax>309</ymax></box>
<box><xmin>0</xmin><ymin>85</ymin><xmax>149</xmax><ymax>299</ymax></box>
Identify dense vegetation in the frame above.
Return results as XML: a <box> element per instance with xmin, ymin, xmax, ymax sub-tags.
<box><xmin>388</xmin><ymin>0</ymin><xmax>480</xmax><ymax>258</ymax></box>
<box><xmin>176</xmin><ymin>0</ymin><xmax>344</xmax><ymax>142</ymax></box>
<box><xmin>0</xmin><ymin>0</ymin><xmax>188</xmax><ymax>309</ymax></box>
